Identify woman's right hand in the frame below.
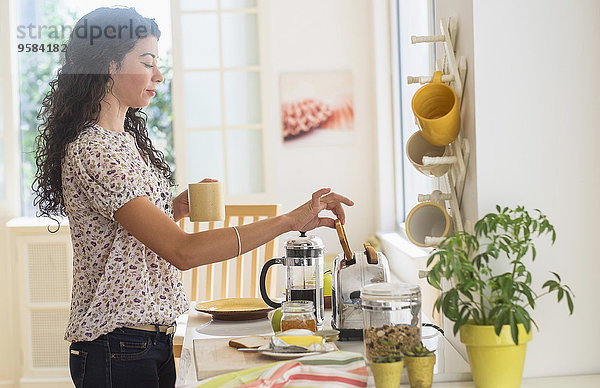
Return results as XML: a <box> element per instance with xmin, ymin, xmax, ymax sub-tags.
<box><xmin>285</xmin><ymin>188</ymin><xmax>354</xmax><ymax>232</ymax></box>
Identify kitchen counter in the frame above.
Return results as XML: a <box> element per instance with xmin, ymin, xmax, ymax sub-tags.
<box><xmin>422</xmin><ymin>375</ymin><xmax>600</xmax><ymax>387</ymax></box>
<box><xmin>176</xmin><ymin>302</ymin><xmax>599</xmax><ymax>387</ymax></box>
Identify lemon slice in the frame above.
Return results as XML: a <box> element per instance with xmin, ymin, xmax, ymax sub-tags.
<box><xmin>277</xmin><ymin>335</ymin><xmax>323</xmax><ymax>347</ymax></box>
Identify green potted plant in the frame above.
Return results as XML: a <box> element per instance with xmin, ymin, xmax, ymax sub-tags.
<box><xmin>369</xmin><ymin>339</ymin><xmax>404</xmax><ymax>388</ymax></box>
<box><xmin>402</xmin><ymin>342</ymin><xmax>435</xmax><ymax>388</ymax></box>
<box><xmin>426</xmin><ymin>206</ymin><xmax>574</xmax><ymax>388</ymax></box>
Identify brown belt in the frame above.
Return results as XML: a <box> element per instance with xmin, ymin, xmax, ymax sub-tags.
<box><xmin>124</xmin><ymin>324</ymin><xmax>176</xmax><ymax>335</ymax></box>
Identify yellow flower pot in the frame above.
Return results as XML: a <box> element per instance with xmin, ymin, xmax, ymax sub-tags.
<box><xmin>370</xmin><ymin>360</ymin><xmax>404</xmax><ymax>388</ymax></box>
<box><xmin>404</xmin><ymin>355</ymin><xmax>435</xmax><ymax>388</ymax></box>
<box><xmin>460</xmin><ymin>324</ymin><xmax>532</xmax><ymax>388</ymax></box>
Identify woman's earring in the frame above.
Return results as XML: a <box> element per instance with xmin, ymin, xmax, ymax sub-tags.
<box><xmin>106</xmin><ymin>81</ymin><xmax>111</xmax><ymax>94</ymax></box>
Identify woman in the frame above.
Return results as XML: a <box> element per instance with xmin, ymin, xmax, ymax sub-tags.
<box><xmin>33</xmin><ymin>7</ymin><xmax>353</xmax><ymax>388</ymax></box>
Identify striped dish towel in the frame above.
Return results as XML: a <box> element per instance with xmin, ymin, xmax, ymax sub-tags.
<box><xmin>196</xmin><ymin>351</ymin><xmax>367</xmax><ymax>388</ymax></box>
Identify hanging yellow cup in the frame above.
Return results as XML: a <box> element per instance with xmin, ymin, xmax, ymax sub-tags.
<box><xmin>412</xmin><ymin>71</ymin><xmax>460</xmax><ymax>146</ymax></box>
<box><xmin>405</xmin><ymin>201</ymin><xmax>452</xmax><ymax>247</ymax></box>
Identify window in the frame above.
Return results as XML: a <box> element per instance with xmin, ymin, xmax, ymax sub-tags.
<box><xmin>0</xmin><ymin>0</ymin><xmax>18</xmax><ymax>211</ymax></box>
<box><xmin>13</xmin><ymin>0</ymin><xmax>265</xmax><ymax>216</ymax></box>
<box><xmin>15</xmin><ymin>0</ymin><xmax>173</xmax><ymax>216</ymax></box>
<box><xmin>392</xmin><ymin>0</ymin><xmax>436</xmax><ymax>228</ymax></box>
<box><xmin>171</xmin><ymin>0</ymin><xmax>265</xmax><ymax>197</ymax></box>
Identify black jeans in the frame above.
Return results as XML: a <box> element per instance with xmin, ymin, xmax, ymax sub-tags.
<box><xmin>69</xmin><ymin>327</ymin><xmax>176</xmax><ymax>388</ymax></box>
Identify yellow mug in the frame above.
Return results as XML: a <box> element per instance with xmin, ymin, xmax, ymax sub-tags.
<box><xmin>406</xmin><ymin>131</ymin><xmax>451</xmax><ymax>177</ymax></box>
<box><xmin>405</xmin><ymin>201</ymin><xmax>451</xmax><ymax>247</ymax></box>
<box><xmin>412</xmin><ymin>71</ymin><xmax>460</xmax><ymax>146</ymax></box>
<box><xmin>188</xmin><ymin>181</ymin><xmax>225</xmax><ymax>222</ymax></box>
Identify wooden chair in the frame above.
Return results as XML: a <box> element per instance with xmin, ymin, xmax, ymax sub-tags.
<box><xmin>178</xmin><ymin>204</ymin><xmax>281</xmax><ymax>301</ymax></box>
<box><xmin>173</xmin><ymin>205</ymin><xmax>281</xmax><ymax>359</ymax></box>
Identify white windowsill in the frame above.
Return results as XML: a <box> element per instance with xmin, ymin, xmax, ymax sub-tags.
<box><xmin>6</xmin><ymin>216</ymin><xmax>69</xmax><ymax>228</ymax></box>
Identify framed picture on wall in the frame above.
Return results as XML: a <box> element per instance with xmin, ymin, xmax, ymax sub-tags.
<box><xmin>280</xmin><ymin>70</ymin><xmax>354</xmax><ymax>145</ymax></box>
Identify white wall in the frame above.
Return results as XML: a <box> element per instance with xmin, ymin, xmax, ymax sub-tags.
<box><xmin>436</xmin><ymin>0</ymin><xmax>600</xmax><ymax>377</ymax></box>
<box><xmin>471</xmin><ymin>0</ymin><xmax>600</xmax><ymax>377</ymax></box>
<box><xmin>264</xmin><ymin>0</ymin><xmax>378</xmax><ymax>253</ymax></box>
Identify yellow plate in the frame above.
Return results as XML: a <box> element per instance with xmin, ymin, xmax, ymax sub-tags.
<box><xmin>195</xmin><ymin>298</ymin><xmax>272</xmax><ymax>321</ymax></box>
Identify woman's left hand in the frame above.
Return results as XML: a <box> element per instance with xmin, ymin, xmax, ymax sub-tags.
<box><xmin>173</xmin><ymin>178</ymin><xmax>219</xmax><ymax>222</ymax></box>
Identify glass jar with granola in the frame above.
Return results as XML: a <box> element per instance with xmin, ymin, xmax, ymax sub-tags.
<box><xmin>361</xmin><ymin>283</ymin><xmax>422</xmax><ymax>362</ymax></box>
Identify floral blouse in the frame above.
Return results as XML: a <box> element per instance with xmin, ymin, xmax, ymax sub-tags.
<box><xmin>62</xmin><ymin>124</ymin><xmax>188</xmax><ymax>342</ymax></box>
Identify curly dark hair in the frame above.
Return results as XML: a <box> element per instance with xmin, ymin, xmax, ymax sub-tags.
<box><xmin>33</xmin><ymin>7</ymin><xmax>173</xmax><ymax>223</ymax></box>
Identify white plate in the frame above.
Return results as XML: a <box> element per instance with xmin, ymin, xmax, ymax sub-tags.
<box><xmin>259</xmin><ymin>350</ymin><xmax>319</xmax><ymax>360</ymax></box>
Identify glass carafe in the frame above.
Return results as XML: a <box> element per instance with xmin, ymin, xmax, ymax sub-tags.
<box><xmin>260</xmin><ymin>232</ymin><xmax>325</xmax><ymax>327</ymax></box>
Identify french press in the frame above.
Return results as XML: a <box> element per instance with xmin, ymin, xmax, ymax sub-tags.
<box><xmin>259</xmin><ymin>232</ymin><xmax>325</xmax><ymax>326</ymax></box>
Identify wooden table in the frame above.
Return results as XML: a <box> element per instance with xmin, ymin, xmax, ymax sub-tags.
<box><xmin>175</xmin><ymin>302</ymin><xmax>599</xmax><ymax>387</ymax></box>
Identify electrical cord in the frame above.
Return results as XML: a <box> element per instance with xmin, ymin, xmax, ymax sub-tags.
<box><xmin>422</xmin><ymin>322</ymin><xmax>445</xmax><ymax>336</ymax></box>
